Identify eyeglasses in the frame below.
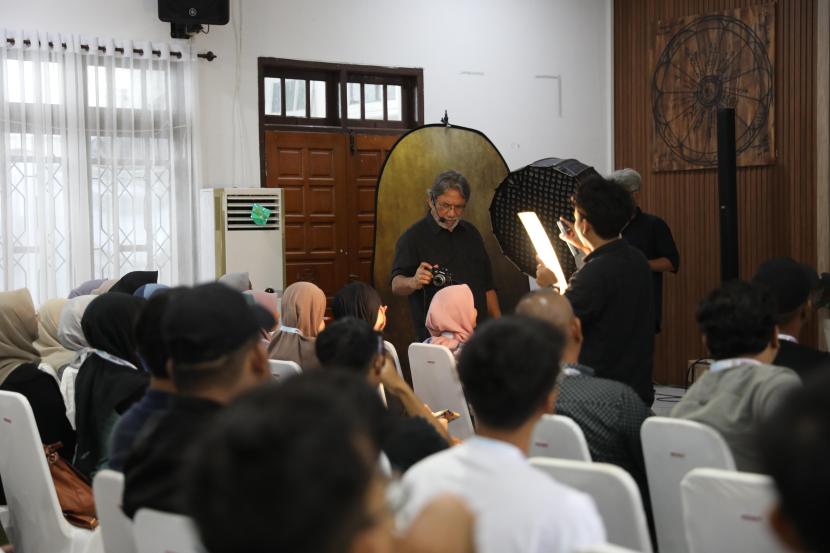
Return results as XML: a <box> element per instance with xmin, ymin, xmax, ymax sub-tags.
<box><xmin>435</xmin><ymin>201</ymin><xmax>466</xmax><ymax>214</ymax></box>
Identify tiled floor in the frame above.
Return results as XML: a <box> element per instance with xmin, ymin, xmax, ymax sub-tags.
<box><xmin>651</xmin><ymin>385</ymin><xmax>686</xmax><ymax>416</ymax></box>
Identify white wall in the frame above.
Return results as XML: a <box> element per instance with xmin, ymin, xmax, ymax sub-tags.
<box><xmin>3</xmin><ymin>0</ymin><xmax>614</xmax><ymax>185</ymax></box>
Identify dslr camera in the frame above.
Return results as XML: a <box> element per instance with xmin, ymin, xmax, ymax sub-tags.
<box><xmin>430</xmin><ymin>266</ymin><xmax>455</xmax><ymax>288</ymax></box>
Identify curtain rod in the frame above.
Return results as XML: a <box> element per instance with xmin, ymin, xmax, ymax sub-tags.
<box><xmin>4</xmin><ymin>37</ymin><xmax>216</xmax><ymax>61</ymax></box>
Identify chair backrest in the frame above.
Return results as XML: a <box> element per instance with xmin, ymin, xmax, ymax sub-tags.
<box><xmin>383</xmin><ymin>340</ymin><xmax>404</xmax><ymax>380</ymax></box>
<box><xmin>93</xmin><ymin>470</ymin><xmax>136</xmax><ymax>553</ymax></box>
<box><xmin>682</xmin><ymin>468</ymin><xmax>784</xmax><ymax>553</ymax></box>
<box><xmin>531</xmin><ymin>457</ymin><xmax>653</xmax><ymax>553</ymax></box>
<box><xmin>641</xmin><ymin>417</ymin><xmax>736</xmax><ymax>553</ymax></box>
<box><xmin>408</xmin><ymin>343</ymin><xmax>474</xmax><ymax>440</ymax></box>
<box><xmin>133</xmin><ymin>509</ymin><xmax>203</xmax><ymax>553</ymax></box>
<box><xmin>576</xmin><ymin>544</ymin><xmax>644</xmax><ymax>553</ymax></box>
<box><xmin>0</xmin><ymin>391</ymin><xmax>94</xmax><ymax>553</ymax></box>
<box><xmin>268</xmin><ymin>359</ymin><xmax>302</xmax><ymax>381</ymax></box>
<box><xmin>60</xmin><ymin>367</ymin><xmax>79</xmax><ymax>429</ymax></box>
<box><xmin>530</xmin><ymin>414</ymin><xmax>592</xmax><ymax>461</ymax></box>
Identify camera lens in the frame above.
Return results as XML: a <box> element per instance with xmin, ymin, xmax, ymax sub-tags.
<box><xmin>433</xmin><ymin>273</ymin><xmax>446</xmax><ymax>287</ymax></box>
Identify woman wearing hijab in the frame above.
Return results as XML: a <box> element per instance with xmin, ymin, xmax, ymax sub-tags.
<box><xmin>133</xmin><ymin>283</ymin><xmax>169</xmax><ymax>299</ymax></box>
<box><xmin>69</xmin><ymin>278</ymin><xmax>107</xmax><ymax>298</ymax></box>
<box><xmin>244</xmin><ymin>290</ymin><xmax>280</xmax><ymax>344</ymax></box>
<box><xmin>268</xmin><ymin>281</ymin><xmax>326</xmax><ymax>371</ymax></box>
<box><xmin>109</xmin><ymin>271</ymin><xmax>159</xmax><ymax>295</ymax></box>
<box><xmin>331</xmin><ymin>282</ymin><xmax>387</xmax><ymax>331</ymax></box>
<box><xmin>218</xmin><ymin>272</ymin><xmax>252</xmax><ymax>292</ymax></box>
<box><xmin>0</xmin><ymin>290</ymin><xmax>76</xmax><ymax>464</ymax></box>
<box><xmin>424</xmin><ymin>284</ymin><xmax>477</xmax><ymax>357</ymax></box>
<box><xmin>33</xmin><ymin>298</ymin><xmax>75</xmax><ymax>374</ymax></box>
<box><xmin>74</xmin><ymin>293</ymin><xmax>149</xmax><ymax>476</ymax></box>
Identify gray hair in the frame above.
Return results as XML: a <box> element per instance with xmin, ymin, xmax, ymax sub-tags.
<box><xmin>607</xmin><ymin>168</ymin><xmax>642</xmax><ymax>193</ymax></box>
<box><xmin>427</xmin><ymin>170</ymin><xmax>471</xmax><ymax>202</ymax></box>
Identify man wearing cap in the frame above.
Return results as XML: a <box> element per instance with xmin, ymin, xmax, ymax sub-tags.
<box><xmin>611</xmin><ymin>169</ymin><xmax>680</xmax><ymax>334</ymax></box>
<box><xmin>753</xmin><ymin>257</ymin><xmax>830</xmax><ymax>380</ymax></box>
<box><xmin>122</xmin><ymin>282</ymin><xmax>272</xmax><ymax>518</ymax></box>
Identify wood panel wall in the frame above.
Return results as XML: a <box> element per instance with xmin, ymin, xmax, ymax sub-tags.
<box><xmin>614</xmin><ymin>0</ymin><xmax>818</xmax><ymax>385</ymax></box>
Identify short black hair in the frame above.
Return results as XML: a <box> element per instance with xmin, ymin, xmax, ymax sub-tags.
<box><xmin>315</xmin><ymin>317</ymin><xmax>381</xmax><ymax>375</ymax></box>
<box><xmin>331</xmin><ymin>282</ymin><xmax>382</xmax><ymax>327</ymax></box>
<box><xmin>760</xmin><ymin>371</ymin><xmax>830</xmax><ymax>553</ymax></box>
<box><xmin>135</xmin><ymin>289</ymin><xmax>178</xmax><ymax>379</ymax></box>
<box><xmin>382</xmin><ymin>416</ymin><xmax>448</xmax><ymax>473</ymax></box>
<box><xmin>171</xmin><ymin>337</ymin><xmax>258</xmax><ymax>393</ymax></box>
<box><xmin>186</xmin><ymin>372</ymin><xmax>385</xmax><ymax>553</ymax></box>
<box><xmin>572</xmin><ymin>174</ymin><xmax>634</xmax><ymax>239</ymax></box>
<box><xmin>457</xmin><ymin>316</ymin><xmax>564</xmax><ymax>430</ymax></box>
<box><xmin>696</xmin><ymin>280</ymin><xmax>777</xmax><ymax>360</ymax></box>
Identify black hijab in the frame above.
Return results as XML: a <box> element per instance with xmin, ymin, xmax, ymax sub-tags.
<box><xmin>109</xmin><ymin>271</ymin><xmax>159</xmax><ymax>295</ymax></box>
<box><xmin>74</xmin><ymin>293</ymin><xmax>149</xmax><ymax>476</ymax></box>
<box><xmin>331</xmin><ymin>282</ymin><xmax>382</xmax><ymax>327</ymax></box>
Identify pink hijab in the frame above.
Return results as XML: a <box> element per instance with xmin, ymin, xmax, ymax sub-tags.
<box><xmin>244</xmin><ymin>290</ymin><xmax>280</xmax><ymax>340</ymax></box>
<box><xmin>425</xmin><ymin>284</ymin><xmax>477</xmax><ymax>352</ymax></box>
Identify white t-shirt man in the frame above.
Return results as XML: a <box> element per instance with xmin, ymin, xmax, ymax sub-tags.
<box><xmin>397</xmin><ymin>436</ymin><xmax>606</xmax><ymax>553</ymax></box>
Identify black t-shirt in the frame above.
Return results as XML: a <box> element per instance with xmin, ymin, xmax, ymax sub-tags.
<box><xmin>622</xmin><ymin>207</ymin><xmax>679</xmax><ymax>333</ymax></box>
<box><xmin>391</xmin><ymin>214</ymin><xmax>495</xmax><ymax>340</ymax></box>
<box><xmin>773</xmin><ymin>340</ymin><xmax>830</xmax><ymax>381</ymax></box>
<box><xmin>565</xmin><ymin>239</ymin><xmax>656</xmax><ymax>405</ymax></box>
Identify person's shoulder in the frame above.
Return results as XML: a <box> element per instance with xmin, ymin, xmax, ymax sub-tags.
<box><xmin>397</xmin><ymin>215</ymin><xmax>431</xmax><ymax>240</ymax></box>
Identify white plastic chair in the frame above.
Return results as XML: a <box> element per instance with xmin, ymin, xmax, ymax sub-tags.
<box><xmin>408</xmin><ymin>343</ymin><xmax>474</xmax><ymax>440</ymax></box>
<box><xmin>641</xmin><ymin>417</ymin><xmax>736</xmax><ymax>553</ymax></box>
<box><xmin>383</xmin><ymin>340</ymin><xmax>404</xmax><ymax>380</ymax></box>
<box><xmin>531</xmin><ymin>458</ymin><xmax>653</xmax><ymax>553</ymax></box>
<box><xmin>577</xmin><ymin>544</ymin><xmax>643</xmax><ymax>553</ymax></box>
<box><xmin>268</xmin><ymin>359</ymin><xmax>302</xmax><ymax>381</ymax></box>
<box><xmin>60</xmin><ymin>367</ymin><xmax>79</xmax><ymax>429</ymax></box>
<box><xmin>530</xmin><ymin>414</ymin><xmax>592</xmax><ymax>461</ymax></box>
<box><xmin>0</xmin><ymin>391</ymin><xmax>95</xmax><ymax>553</ymax></box>
<box><xmin>133</xmin><ymin>509</ymin><xmax>203</xmax><ymax>553</ymax></box>
<box><xmin>681</xmin><ymin>468</ymin><xmax>785</xmax><ymax>553</ymax></box>
<box><xmin>92</xmin><ymin>470</ymin><xmax>136</xmax><ymax>553</ymax></box>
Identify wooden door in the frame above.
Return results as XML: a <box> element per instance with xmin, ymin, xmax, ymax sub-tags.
<box><xmin>345</xmin><ymin>133</ymin><xmax>399</xmax><ymax>283</ymax></box>
<box><xmin>264</xmin><ymin>131</ymin><xmax>348</xmax><ymax>303</ymax></box>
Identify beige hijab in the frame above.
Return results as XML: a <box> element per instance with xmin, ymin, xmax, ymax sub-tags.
<box><xmin>0</xmin><ymin>289</ymin><xmax>41</xmax><ymax>385</ymax></box>
<box><xmin>33</xmin><ymin>298</ymin><xmax>75</xmax><ymax>371</ymax></box>
<box><xmin>280</xmin><ymin>281</ymin><xmax>326</xmax><ymax>338</ymax></box>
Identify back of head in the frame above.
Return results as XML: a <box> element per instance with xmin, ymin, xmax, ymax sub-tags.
<box><xmin>607</xmin><ymin>168</ymin><xmax>642</xmax><ymax>194</ymax></box>
<box><xmin>58</xmin><ymin>295</ymin><xmax>96</xmax><ymax>351</ymax></box>
<box><xmin>573</xmin><ymin>174</ymin><xmax>634</xmax><ymax>239</ymax></box>
<box><xmin>315</xmin><ymin>317</ymin><xmax>381</xmax><ymax>376</ymax></box>
<box><xmin>135</xmin><ymin>289</ymin><xmax>181</xmax><ymax>378</ymax></box>
<box><xmin>69</xmin><ymin>278</ymin><xmax>107</xmax><ymax>298</ymax></box>
<box><xmin>515</xmin><ymin>289</ymin><xmax>574</xmax><ymax>335</ymax></box>
<box><xmin>425</xmin><ymin>284</ymin><xmax>476</xmax><ymax>342</ymax></box>
<box><xmin>281</xmin><ymin>281</ymin><xmax>327</xmax><ymax>338</ymax></box>
<box><xmin>696</xmin><ymin>280</ymin><xmax>777</xmax><ymax>360</ymax></box>
<box><xmin>0</xmin><ymin>289</ymin><xmax>40</xmax><ymax>380</ymax></box>
<box><xmin>81</xmin><ymin>293</ymin><xmax>145</xmax><ymax>364</ymax></box>
<box><xmin>760</xmin><ymin>371</ymin><xmax>830</xmax><ymax>553</ymax></box>
<box><xmin>331</xmin><ymin>282</ymin><xmax>382</xmax><ymax>327</ymax></box>
<box><xmin>458</xmin><ymin>316</ymin><xmax>564</xmax><ymax>429</ymax></box>
<box><xmin>186</xmin><ymin>372</ymin><xmax>384</xmax><ymax>553</ymax></box>
<box><xmin>217</xmin><ymin>272</ymin><xmax>251</xmax><ymax>292</ymax></box>
<box><xmin>109</xmin><ymin>270</ymin><xmax>159</xmax><ymax>295</ymax></box>
<box><xmin>752</xmin><ymin>257</ymin><xmax>818</xmax><ymax>326</ymax></box>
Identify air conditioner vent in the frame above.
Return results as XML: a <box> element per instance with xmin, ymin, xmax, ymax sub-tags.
<box><xmin>225</xmin><ymin>194</ymin><xmax>280</xmax><ymax>231</ymax></box>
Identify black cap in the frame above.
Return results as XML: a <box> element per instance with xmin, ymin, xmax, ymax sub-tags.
<box><xmin>752</xmin><ymin>257</ymin><xmax>820</xmax><ymax>315</ymax></box>
<box><xmin>162</xmin><ymin>282</ymin><xmax>275</xmax><ymax>364</ymax></box>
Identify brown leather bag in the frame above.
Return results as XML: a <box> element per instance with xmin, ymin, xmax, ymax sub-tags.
<box><xmin>44</xmin><ymin>442</ymin><xmax>99</xmax><ymax>529</ymax></box>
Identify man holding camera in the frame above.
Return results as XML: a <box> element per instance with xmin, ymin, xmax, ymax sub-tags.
<box><xmin>391</xmin><ymin>170</ymin><xmax>501</xmax><ymax>340</ymax></box>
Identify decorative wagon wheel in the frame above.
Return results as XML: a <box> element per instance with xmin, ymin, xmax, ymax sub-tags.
<box><xmin>652</xmin><ymin>14</ymin><xmax>773</xmax><ymax>166</ymax></box>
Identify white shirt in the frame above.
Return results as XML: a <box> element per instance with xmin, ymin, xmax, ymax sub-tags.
<box><xmin>398</xmin><ymin>436</ymin><xmax>606</xmax><ymax>553</ymax></box>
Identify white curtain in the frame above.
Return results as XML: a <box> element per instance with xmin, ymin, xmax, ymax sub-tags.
<box><xmin>0</xmin><ymin>30</ymin><xmax>197</xmax><ymax>304</ymax></box>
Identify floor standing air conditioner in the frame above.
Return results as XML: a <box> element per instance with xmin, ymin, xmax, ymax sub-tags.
<box><xmin>199</xmin><ymin>188</ymin><xmax>285</xmax><ymax>291</ymax></box>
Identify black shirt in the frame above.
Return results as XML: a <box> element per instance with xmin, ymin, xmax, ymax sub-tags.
<box><xmin>773</xmin><ymin>339</ymin><xmax>830</xmax><ymax>381</ymax></box>
<box><xmin>391</xmin><ymin>214</ymin><xmax>495</xmax><ymax>340</ymax></box>
<box><xmin>622</xmin><ymin>207</ymin><xmax>680</xmax><ymax>332</ymax></box>
<box><xmin>565</xmin><ymin>239</ymin><xmax>656</xmax><ymax>405</ymax></box>
<box><xmin>122</xmin><ymin>395</ymin><xmax>222</xmax><ymax>518</ymax></box>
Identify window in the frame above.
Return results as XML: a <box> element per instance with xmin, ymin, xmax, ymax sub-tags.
<box><xmin>258</xmin><ymin>58</ymin><xmax>423</xmax><ymax>129</ymax></box>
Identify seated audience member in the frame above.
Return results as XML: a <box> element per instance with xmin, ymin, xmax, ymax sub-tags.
<box><xmin>316</xmin><ymin>318</ymin><xmax>450</xmax><ymax>461</ymax></box>
<box><xmin>672</xmin><ymin>280</ymin><xmax>801</xmax><ymax>472</ymax></box>
<box><xmin>34</xmin><ymin>298</ymin><xmax>75</xmax><ymax>374</ymax></box>
<box><xmin>268</xmin><ymin>281</ymin><xmax>326</xmax><ymax>370</ymax></box>
<box><xmin>186</xmin><ymin>372</ymin><xmax>474</xmax><ymax>553</ymax></box>
<box><xmin>57</xmin><ymin>294</ymin><xmax>96</xmax><ymax>367</ymax></box>
<box><xmin>122</xmin><ymin>282</ymin><xmax>272</xmax><ymax>517</ymax></box>
<box><xmin>399</xmin><ymin>316</ymin><xmax>606</xmax><ymax>553</ymax></box>
<box><xmin>69</xmin><ymin>278</ymin><xmax>107</xmax><ymax>298</ymax></box>
<box><xmin>74</xmin><ymin>293</ymin><xmax>149</xmax><ymax>476</ymax></box>
<box><xmin>218</xmin><ymin>271</ymin><xmax>252</xmax><ymax>292</ymax></box>
<box><xmin>244</xmin><ymin>290</ymin><xmax>280</xmax><ymax>344</ymax></box>
<box><xmin>0</xmin><ymin>289</ymin><xmax>76</xmax><ymax>463</ymax></box>
<box><xmin>109</xmin><ymin>270</ymin><xmax>159</xmax><ymax>295</ymax></box>
<box><xmin>753</xmin><ymin>257</ymin><xmax>830</xmax><ymax>380</ymax></box>
<box><xmin>133</xmin><ymin>283</ymin><xmax>169</xmax><ymax>299</ymax></box>
<box><xmin>332</xmin><ymin>281</ymin><xmax>387</xmax><ymax>331</ymax></box>
<box><xmin>108</xmin><ymin>290</ymin><xmax>179</xmax><ymax>471</ymax></box>
<box><xmin>516</xmin><ymin>289</ymin><xmax>654</xmax><ymax>539</ymax></box>
<box><xmin>760</xmin><ymin>372</ymin><xmax>830</xmax><ymax>553</ymax></box>
<box><xmin>384</xmin><ymin>416</ymin><xmax>450</xmax><ymax>473</ymax></box>
<box><xmin>424</xmin><ymin>284</ymin><xmax>476</xmax><ymax>358</ymax></box>
<box><xmin>91</xmin><ymin>279</ymin><xmax>118</xmax><ymax>295</ymax></box>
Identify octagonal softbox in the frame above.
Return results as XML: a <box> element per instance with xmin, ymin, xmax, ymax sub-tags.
<box><xmin>490</xmin><ymin>158</ymin><xmax>599</xmax><ymax>279</ymax></box>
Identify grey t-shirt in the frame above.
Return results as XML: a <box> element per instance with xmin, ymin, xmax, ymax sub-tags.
<box><xmin>671</xmin><ymin>361</ymin><xmax>801</xmax><ymax>472</ymax></box>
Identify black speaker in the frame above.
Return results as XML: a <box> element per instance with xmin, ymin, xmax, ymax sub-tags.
<box><xmin>717</xmin><ymin>108</ymin><xmax>739</xmax><ymax>282</ymax></box>
<box><xmin>158</xmin><ymin>0</ymin><xmax>229</xmax><ymax>25</ymax></box>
